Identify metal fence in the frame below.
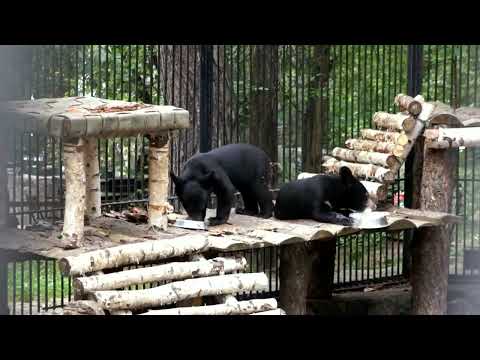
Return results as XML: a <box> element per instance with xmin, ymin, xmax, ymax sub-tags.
<box><xmin>1</xmin><ymin>45</ymin><xmax>479</xmax><ymax>314</ymax></box>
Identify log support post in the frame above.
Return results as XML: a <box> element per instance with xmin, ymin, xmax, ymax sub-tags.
<box><xmin>84</xmin><ymin>137</ymin><xmax>101</xmax><ymax>222</ymax></box>
<box><xmin>279</xmin><ymin>238</ymin><xmax>337</xmax><ymax>315</ymax></box>
<box><xmin>148</xmin><ymin>132</ymin><xmax>170</xmax><ymax>231</ymax></box>
<box><xmin>411</xmin><ymin>142</ymin><xmax>458</xmax><ymax>315</ymax></box>
<box><xmin>62</xmin><ymin>138</ymin><xmax>87</xmax><ymax>247</ymax></box>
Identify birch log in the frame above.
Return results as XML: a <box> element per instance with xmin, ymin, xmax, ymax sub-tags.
<box><xmin>59</xmin><ymin>234</ymin><xmax>209</xmax><ymax>276</ymax></box>
<box><xmin>62</xmin><ymin>300</ymin><xmax>106</xmax><ymax>315</ymax></box>
<box><xmin>251</xmin><ymin>309</ymin><xmax>286</xmax><ymax>315</ymax></box>
<box><xmin>91</xmin><ymin>273</ymin><xmax>269</xmax><ymax>311</ymax></box>
<box><xmin>372</xmin><ymin>112</ymin><xmax>416</xmax><ymax>132</ymax></box>
<box><xmin>345</xmin><ymin>138</ymin><xmax>404</xmax><ymax>157</ymax></box>
<box><xmin>74</xmin><ymin>256</ymin><xmax>247</xmax><ymax>295</ymax></box>
<box><xmin>391</xmin><ymin>101</ymin><xmax>436</xmax><ymax>169</ymax></box>
<box><xmin>322</xmin><ymin>158</ymin><xmax>395</xmax><ymax>183</ymax></box>
<box><xmin>394</xmin><ymin>93</ymin><xmax>423</xmax><ymax>116</ymax></box>
<box><xmin>148</xmin><ymin>133</ymin><xmax>170</xmax><ymax>231</ymax></box>
<box><xmin>361</xmin><ymin>129</ymin><xmax>409</xmax><ymax>146</ymax></box>
<box><xmin>84</xmin><ymin>137</ymin><xmax>101</xmax><ymax>222</ymax></box>
<box><xmin>141</xmin><ymin>298</ymin><xmax>278</xmax><ymax>315</ymax></box>
<box><xmin>62</xmin><ymin>138</ymin><xmax>87</xmax><ymax>246</ymax></box>
<box><xmin>332</xmin><ymin>147</ymin><xmax>400</xmax><ymax>168</ymax></box>
<box><xmin>424</xmin><ymin>127</ymin><xmax>480</xmax><ymax>149</ymax></box>
<box><xmin>297</xmin><ymin>172</ymin><xmax>387</xmax><ymax>202</ymax></box>
<box><xmin>109</xmin><ymin>310</ymin><xmax>133</xmax><ymax>315</ymax></box>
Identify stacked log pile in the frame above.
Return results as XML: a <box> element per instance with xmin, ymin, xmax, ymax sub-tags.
<box><xmin>58</xmin><ymin>236</ymin><xmax>285</xmax><ymax>315</ymax></box>
<box><xmin>319</xmin><ymin>94</ymin><xmax>436</xmax><ymax>204</ymax></box>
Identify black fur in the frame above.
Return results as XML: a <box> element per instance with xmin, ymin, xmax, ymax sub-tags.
<box><xmin>274</xmin><ymin>167</ymin><xmax>371</xmax><ymax>226</ymax></box>
<box><xmin>170</xmin><ymin>143</ymin><xmax>274</xmax><ymax>226</ymax></box>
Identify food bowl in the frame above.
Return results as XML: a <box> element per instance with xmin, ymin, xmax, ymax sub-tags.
<box><xmin>349</xmin><ymin>211</ymin><xmax>389</xmax><ymax>229</ymax></box>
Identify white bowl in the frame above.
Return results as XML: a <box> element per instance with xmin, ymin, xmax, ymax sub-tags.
<box><xmin>349</xmin><ymin>211</ymin><xmax>389</xmax><ymax>229</ymax></box>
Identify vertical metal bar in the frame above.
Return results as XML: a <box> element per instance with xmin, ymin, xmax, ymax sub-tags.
<box><xmin>12</xmin><ymin>262</ymin><xmax>16</xmax><ymax>314</ymax></box>
<box><xmin>44</xmin><ymin>259</ymin><xmax>48</xmax><ymax>310</ymax></box>
<box><xmin>200</xmin><ymin>45</ymin><xmax>213</xmax><ymax>153</ymax></box>
<box><xmin>29</xmin><ymin>259</ymin><xmax>33</xmax><ymax>314</ymax></box>
<box><xmin>0</xmin><ymin>252</ymin><xmax>9</xmax><ymax>315</ymax></box>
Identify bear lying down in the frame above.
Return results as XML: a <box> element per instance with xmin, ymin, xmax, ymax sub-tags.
<box><xmin>170</xmin><ymin>143</ymin><xmax>274</xmax><ymax>226</ymax></box>
<box><xmin>274</xmin><ymin>167</ymin><xmax>376</xmax><ymax>226</ymax></box>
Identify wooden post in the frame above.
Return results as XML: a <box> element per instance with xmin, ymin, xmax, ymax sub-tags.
<box><xmin>84</xmin><ymin>137</ymin><xmax>101</xmax><ymax>222</ymax></box>
<box><xmin>411</xmin><ymin>145</ymin><xmax>458</xmax><ymax>315</ymax></box>
<box><xmin>62</xmin><ymin>138</ymin><xmax>87</xmax><ymax>247</ymax></box>
<box><xmin>279</xmin><ymin>238</ymin><xmax>337</xmax><ymax>315</ymax></box>
<box><xmin>148</xmin><ymin>133</ymin><xmax>170</xmax><ymax>231</ymax></box>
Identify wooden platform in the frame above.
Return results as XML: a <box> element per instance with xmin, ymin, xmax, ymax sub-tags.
<box><xmin>0</xmin><ymin>207</ymin><xmax>461</xmax><ymax>260</ymax></box>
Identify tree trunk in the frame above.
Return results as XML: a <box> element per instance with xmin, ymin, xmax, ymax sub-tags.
<box><xmin>141</xmin><ymin>298</ymin><xmax>277</xmax><ymax>315</ymax></box>
<box><xmin>372</xmin><ymin>112</ymin><xmax>416</xmax><ymax>132</ymax></box>
<box><xmin>331</xmin><ymin>147</ymin><xmax>400</xmax><ymax>168</ymax></box>
<box><xmin>249</xmin><ymin>45</ymin><xmax>279</xmax><ymax>185</ymax></box>
<box><xmin>91</xmin><ymin>272</ymin><xmax>269</xmax><ymax>311</ymax></box>
<box><xmin>302</xmin><ymin>45</ymin><xmax>330</xmax><ymax>173</ymax></box>
<box><xmin>74</xmin><ymin>256</ymin><xmax>247</xmax><ymax>295</ymax></box>
<box><xmin>345</xmin><ymin>138</ymin><xmax>404</xmax><ymax>157</ymax></box>
<box><xmin>394</xmin><ymin>93</ymin><xmax>423</xmax><ymax>116</ymax></box>
<box><xmin>148</xmin><ymin>133</ymin><xmax>170</xmax><ymax>230</ymax></box>
<box><xmin>361</xmin><ymin>129</ymin><xmax>408</xmax><ymax>145</ymax></box>
<box><xmin>279</xmin><ymin>238</ymin><xmax>337</xmax><ymax>315</ymax></box>
<box><xmin>424</xmin><ymin>127</ymin><xmax>480</xmax><ymax>149</ymax></box>
<box><xmin>59</xmin><ymin>234</ymin><xmax>209</xmax><ymax>276</ymax></box>
<box><xmin>84</xmin><ymin>137</ymin><xmax>101</xmax><ymax>222</ymax></box>
<box><xmin>411</xmin><ymin>145</ymin><xmax>458</xmax><ymax>315</ymax></box>
<box><xmin>62</xmin><ymin>138</ymin><xmax>87</xmax><ymax>248</ymax></box>
<box><xmin>62</xmin><ymin>300</ymin><xmax>106</xmax><ymax>315</ymax></box>
<box><xmin>322</xmin><ymin>158</ymin><xmax>395</xmax><ymax>183</ymax></box>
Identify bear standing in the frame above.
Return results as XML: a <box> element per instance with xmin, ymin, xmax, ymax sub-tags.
<box><xmin>170</xmin><ymin>143</ymin><xmax>274</xmax><ymax>226</ymax></box>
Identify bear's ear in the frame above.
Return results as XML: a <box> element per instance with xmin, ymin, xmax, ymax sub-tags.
<box><xmin>339</xmin><ymin>166</ymin><xmax>355</xmax><ymax>186</ymax></box>
<box><xmin>198</xmin><ymin>170</ymin><xmax>215</xmax><ymax>187</ymax></box>
<box><xmin>170</xmin><ymin>171</ymin><xmax>184</xmax><ymax>188</ymax></box>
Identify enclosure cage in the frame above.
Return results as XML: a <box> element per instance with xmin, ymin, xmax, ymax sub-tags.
<box><xmin>0</xmin><ymin>44</ymin><xmax>479</xmax><ymax>315</ymax></box>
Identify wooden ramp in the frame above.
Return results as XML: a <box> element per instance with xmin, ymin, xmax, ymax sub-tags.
<box><xmin>315</xmin><ymin>94</ymin><xmax>436</xmax><ymax>203</ymax></box>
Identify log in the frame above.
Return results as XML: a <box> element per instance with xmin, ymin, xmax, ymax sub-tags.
<box><xmin>84</xmin><ymin>137</ymin><xmax>101</xmax><ymax>222</ymax></box>
<box><xmin>90</xmin><ymin>273</ymin><xmax>269</xmax><ymax>311</ymax></box>
<box><xmin>62</xmin><ymin>138</ymin><xmax>87</xmax><ymax>247</ymax></box>
<box><xmin>411</xmin><ymin>142</ymin><xmax>458</xmax><ymax>315</ymax></box>
<box><xmin>140</xmin><ymin>298</ymin><xmax>278</xmax><ymax>315</ymax></box>
<box><xmin>372</xmin><ymin>111</ymin><xmax>416</xmax><ymax>132</ymax></box>
<box><xmin>322</xmin><ymin>158</ymin><xmax>395</xmax><ymax>183</ymax></box>
<box><xmin>424</xmin><ymin>127</ymin><xmax>480</xmax><ymax>149</ymax></box>
<box><xmin>148</xmin><ymin>133</ymin><xmax>170</xmax><ymax>231</ymax></box>
<box><xmin>62</xmin><ymin>300</ymin><xmax>106</xmax><ymax>315</ymax></box>
<box><xmin>74</xmin><ymin>256</ymin><xmax>247</xmax><ymax>295</ymax></box>
<box><xmin>360</xmin><ymin>129</ymin><xmax>408</xmax><ymax>146</ymax></box>
<box><xmin>394</xmin><ymin>93</ymin><xmax>423</xmax><ymax>116</ymax></box>
<box><xmin>109</xmin><ymin>310</ymin><xmax>132</xmax><ymax>315</ymax></box>
<box><xmin>297</xmin><ymin>172</ymin><xmax>387</xmax><ymax>202</ymax></box>
<box><xmin>345</xmin><ymin>138</ymin><xmax>404</xmax><ymax>157</ymax></box>
<box><xmin>251</xmin><ymin>309</ymin><xmax>286</xmax><ymax>315</ymax></box>
<box><xmin>331</xmin><ymin>147</ymin><xmax>400</xmax><ymax>168</ymax></box>
<box><xmin>391</xmin><ymin>101</ymin><xmax>436</xmax><ymax>172</ymax></box>
<box><xmin>59</xmin><ymin>234</ymin><xmax>210</xmax><ymax>276</ymax></box>
<box><xmin>279</xmin><ymin>238</ymin><xmax>336</xmax><ymax>315</ymax></box>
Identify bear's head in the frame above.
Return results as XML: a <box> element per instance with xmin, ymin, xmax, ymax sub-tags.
<box><xmin>170</xmin><ymin>171</ymin><xmax>214</xmax><ymax>221</ymax></box>
<box><xmin>339</xmin><ymin>166</ymin><xmax>376</xmax><ymax>212</ymax></box>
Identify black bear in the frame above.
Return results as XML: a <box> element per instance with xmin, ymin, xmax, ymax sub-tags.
<box><xmin>273</xmin><ymin>167</ymin><xmax>375</xmax><ymax>226</ymax></box>
<box><xmin>170</xmin><ymin>143</ymin><xmax>274</xmax><ymax>226</ymax></box>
